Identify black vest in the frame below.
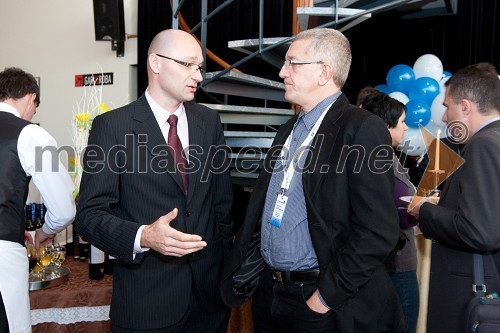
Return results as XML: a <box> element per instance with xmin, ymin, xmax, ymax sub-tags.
<box><xmin>0</xmin><ymin>111</ymin><xmax>32</xmax><ymax>244</ymax></box>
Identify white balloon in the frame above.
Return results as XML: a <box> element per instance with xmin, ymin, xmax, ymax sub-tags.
<box><xmin>430</xmin><ymin>91</ymin><xmax>447</xmax><ymax>129</ymax></box>
<box><xmin>424</xmin><ymin>119</ymin><xmax>448</xmax><ymax>138</ymax></box>
<box><xmin>413</xmin><ymin>54</ymin><xmax>443</xmax><ymax>81</ymax></box>
<box><xmin>389</xmin><ymin>91</ymin><xmax>410</xmax><ymax>105</ymax></box>
<box><xmin>398</xmin><ymin>127</ymin><xmax>426</xmax><ymax>156</ymax></box>
<box><xmin>439</xmin><ymin>75</ymin><xmax>450</xmax><ymax>93</ymax></box>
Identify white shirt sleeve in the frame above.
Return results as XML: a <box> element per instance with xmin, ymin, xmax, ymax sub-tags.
<box><xmin>17</xmin><ymin>124</ymin><xmax>76</xmax><ymax>235</ymax></box>
<box><xmin>133</xmin><ymin>225</ymin><xmax>150</xmax><ymax>258</ymax></box>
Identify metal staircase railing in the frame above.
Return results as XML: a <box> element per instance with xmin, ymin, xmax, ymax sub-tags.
<box><xmin>169</xmin><ymin>0</ymin><xmax>418</xmax><ymax>187</ymax></box>
<box><xmin>172</xmin><ymin>0</ymin><xmax>416</xmax><ymax>85</ymax></box>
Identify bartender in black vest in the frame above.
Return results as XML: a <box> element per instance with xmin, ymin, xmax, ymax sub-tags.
<box><xmin>0</xmin><ymin>67</ymin><xmax>75</xmax><ymax>333</ymax></box>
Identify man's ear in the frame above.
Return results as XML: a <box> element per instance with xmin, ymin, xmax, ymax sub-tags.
<box><xmin>318</xmin><ymin>64</ymin><xmax>333</xmax><ymax>86</ymax></box>
<box><xmin>149</xmin><ymin>53</ymin><xmax>161</xmax><ymax>74</ymax></box>
<box><xmin>461</xmin><ymin>99</ymin><xmax>473</xmax><ymax>116</ymax></box>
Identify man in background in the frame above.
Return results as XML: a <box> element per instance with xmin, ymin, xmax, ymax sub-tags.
<box><xmin>0</xmin><ymin>67</ymin><xmax>76</xmax><ymax>333</ymax></box>
<box><xmin>410</xmin><ymin>62</ymin><xmax>500</xmax><ymax>333</ymax></box>
<box><xmin>356</xmin><ymin>85</ymin><xmax>380</xmax><ymax>107</ymax></box>
<box><xmin>75</xmin><ymin>29</ymin><xmax>233</xmax><ymax>332</ymax></box>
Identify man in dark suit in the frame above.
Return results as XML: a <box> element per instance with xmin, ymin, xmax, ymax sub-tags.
<box><xmin>409</xmin><ymin>63</ymin><xmax>500</xmax><ymax>333</ymax></box>
<box><xmin>221</xmin><ymin>28</ymin><xmax>404</xmax><ymax>333</ymax></box>
<box><xmin>75</xmin><ymin>29</ymin><xmax>233</xmax><ymax>333</ymax></box>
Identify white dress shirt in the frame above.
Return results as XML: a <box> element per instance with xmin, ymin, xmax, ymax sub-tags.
<box><xmin>133</xmin><ymin>90</ymin><xmax>190</xmax><ymax>254</ymax></box>
<box><xmin>0</xmin><ymin>102</ymin><xmax>76</xmax><ymax>333</ymax></box>
<box><xmin>0</xmin><ymin>103</ymin><xmax>76</xmax><ymax>234</ymax></box>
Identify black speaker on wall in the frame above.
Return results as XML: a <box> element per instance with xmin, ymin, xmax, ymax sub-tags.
<box><xmin>93</xmin><ymin>0</ymin><xmax>125</xmax><ymax>41</ymax></box>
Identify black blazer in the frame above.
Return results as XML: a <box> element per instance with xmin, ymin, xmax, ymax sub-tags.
<box><xmin>419</xmin><ymin>120</ymin><xmax>500</xmax><ymax>333</ymax></box>
<box><xmin>221</xmin><ymin>94</ymin><xmax>405</xmax><ymax>333</ymax></box>
<box><xmin>75</xmin><ymin>95</ymin><xmax>233</xmax><ymax>330</ymax></box>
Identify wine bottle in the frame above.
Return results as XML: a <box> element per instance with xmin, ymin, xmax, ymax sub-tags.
<box><xmin>89</xmin><ymin>245</ymin><xmax>105</xmax><ymax>280</ymax></box>
<box><xmin>25</xmin><ymin>204</ymin><xmax>36</xmax><ymax>241</ymax></box>
<box><xmin>31</xmin><ymin>203</ymin><xmax>37</xmax><ymax>230</ymax></box>
<box><xmin>66</xmin><ymin>223</ymin><xmax>74</xmax><ymax>256</ymax></box>
<box><xmin>78</xmin><ymin>236</ymin><xmax>90</xmax><ymax>260</ymax></box>
<box><xmin>104</xmin><ymin>254</ymin><xmax>115</xmax><ymax>275</ymax></box>
<box><xmin>34</xmin><ymin>203</ymin><xmax>43</xmax><ymax>230</ymax></box>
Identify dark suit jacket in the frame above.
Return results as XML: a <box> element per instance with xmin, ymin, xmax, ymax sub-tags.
<box><xmin>419</xmin><ymin>119</ymin><xmax>500</xmax><ymax>333</ymax></box>
<box><xmin>75</xmin><ymin>95</ymin><xmax>233</xmax><ymax>330</ymax></box>
<box><xmin>221</xmin><ymin>94</ymin><xmax>405</xmax><ymax>333</ymax></box>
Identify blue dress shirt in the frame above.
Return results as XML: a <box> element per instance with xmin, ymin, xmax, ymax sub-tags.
<box><xmin>260</xmin><ymin>92</ymin><xmax>341</xmax><ymax>271</ymax></box>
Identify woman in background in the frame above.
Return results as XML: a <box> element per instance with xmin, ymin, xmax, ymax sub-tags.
<box><xmin>362</xmin><ymin>92</ymin><xmax>419</xmax><ymax>333</ymax></box>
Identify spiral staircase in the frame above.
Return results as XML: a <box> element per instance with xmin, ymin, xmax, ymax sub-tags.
<box><xmin>170</xmin><ymin>0</ymin><xmax>422</xmax><ymax>189</ymax></box>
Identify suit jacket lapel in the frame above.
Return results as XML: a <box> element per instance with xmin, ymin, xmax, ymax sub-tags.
<box><xmin>264</xmin><ymin>114</ymin><xmax>297</xmax><ymax>178</ymax></box>
<box><xmin>132</xmin><ymin>95</ymin><xmax>185</xmax><ymax>193</ymax></box>
<box><xmin>185</xmin><ymin>103</ymin><xmax>205</xmax><ymax>204</ymax></box>
<box><xmin>303</xmin><ymin>96</ymin><xmax>345</xmax><ymax>196</ymax></box>
<box><xmin>261</xmin><ymin>96</ymin><xmax>345</xmax><ymax>200</ymax></box>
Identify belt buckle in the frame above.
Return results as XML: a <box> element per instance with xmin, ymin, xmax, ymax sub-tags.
<box><xmin>273</xmin><ymin>271</ymin><xmax>283</xmax><ymax>283</ymax></box>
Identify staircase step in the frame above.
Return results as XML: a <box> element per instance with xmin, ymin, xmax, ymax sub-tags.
<box><xmin>202</xmin><ymin>104</ymin><xmax>294</xmax><ymax>116</ymax></box>
<box><xmin>314</xmin><ymin>0</ymin><xmax>359</xmax><ymax>7</ymax></box>
<box><xmin>231</xmin><ymin>171</ymin><xmax>259</xmax><ymax>179</ymax></box>
<box><xmin>224</xmin><ymin>131</ymin><xmax>276</xmax><ymax>149</ymax></box>
<box><xmin>230</xmin><ymin>152</ymin><xmax>266</xmax><ymax>160</ymax></box>
<box><xmin>228</xmin><ymin>37</ymin><xmax>290</xmax><ymax>67</ymax></box>
<box><xmin>202</xmin><ymin>71</ymin><xmax>286</xmax><ymax>102</ymax></box>
<box><xmin>297</xmin><ymin>6</ymin><xmax>371</xmax><ymax>31</ymax></box>
<box><xmin>202</xmin><ymin>104</ymin><xmax>294</xmax><ymax>126</ymax></box>
<box><xmin>230</xmin><ymin>171</ymin><xmax>260</xmax><ymax>188</ymax></box>
<box><xmin>225</xmin><ymin>131</ymin><xmax>277</xmax><ymax>138</ymax></box>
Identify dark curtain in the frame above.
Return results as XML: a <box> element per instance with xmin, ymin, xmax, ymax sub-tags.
<box><xmin>343</xmin><ymin>0</ymin><xmax>500</xmax><ymax>101</ymax></box>
<box><xmin>137</xmin><ymin>0</ymin><xmax>499</xmax><ymax>101</ymax></box>
<box><xmin>137</xmin><ymin>0</ymin><xmax>171</xmax><ymax>96</ymax></box>
<box><xmin>137</xmin><ymin>0</ymin><xmax>292</xmax><ymax>97</ymax></box>
<box><xmin>137</xmin><ymin>0</ymin><xmax>499</xmax><ymax>231</ymax></box>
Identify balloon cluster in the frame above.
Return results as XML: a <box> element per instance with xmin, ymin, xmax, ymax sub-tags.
<box><xmin>375</xmin><ymin>54</ymin><xmax>451</xmax><ymax>156</ymax></box>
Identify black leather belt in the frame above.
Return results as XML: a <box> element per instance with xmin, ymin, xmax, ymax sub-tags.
<box><xmin>269</xmin><ymin>268</ymin><xmax>320</xmax><ymax>284</ymax></box>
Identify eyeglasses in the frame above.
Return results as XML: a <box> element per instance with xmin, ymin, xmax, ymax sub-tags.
<box><xmin>156</xmin><ymin>54</ymin><xmax>205</xmax><ymax>74</ymax></box>
<box><xmin>283</xmin><ymin>59</ymin><xmax>324</xmax><ymax>67</ymax></box>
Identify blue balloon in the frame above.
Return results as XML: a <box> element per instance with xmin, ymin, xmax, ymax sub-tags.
<box><xmin>442</xmin><ymin>70</ymin><xmax>452</xmax><ymax>78</ymax></box>
<box><xmin>386</xmin><ymin>64</ymin><xmax>415</xmax><ymax>94</ymax></box>
<box><xmin>408</xmin><ymin>77</ymin><xmax>440</xmax><ymax>105</ymax></box>
<box><xmin>374</xmin><ymin>84</ymin><xmax>391</xmax><ymax>94</ymax></box>
<box><xmin>405</xmin><ymin>99</ymin><xmax>431</xmax><ymax>128</ymax></box>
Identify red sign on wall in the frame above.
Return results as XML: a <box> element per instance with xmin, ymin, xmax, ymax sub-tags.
<box><xmin>75</xmin><ymin>73</ymin><xmax>113</xmax><ymax>87</ymax></box>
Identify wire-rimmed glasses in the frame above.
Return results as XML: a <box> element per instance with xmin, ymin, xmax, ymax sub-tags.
<box><xmin>155</xmin><ymin>54</ymin><xmax>205</xmax><ymax>74</ymax></box>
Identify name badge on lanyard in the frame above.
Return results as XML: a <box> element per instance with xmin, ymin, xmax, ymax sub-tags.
<box><xmin>270</xmin><ymin>193</ymin><xmax>288</xmax><ymax>227</ymax></box>
<box><xmin>269</xmin><ymin>102</ymin><xmax>333</xmax><ymax>228</ymax></box>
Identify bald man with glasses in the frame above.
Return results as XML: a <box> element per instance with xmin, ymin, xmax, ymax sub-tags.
<box><xmin>76</xmin><ymin>29</ymin><xmax>233</xmax><ymax>333</ymax></box>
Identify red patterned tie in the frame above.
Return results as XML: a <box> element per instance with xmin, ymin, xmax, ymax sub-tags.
<box><xmin>167</xmin><ymin>115</ymin><xmax>188</xmax><ymax>196</ymax></box>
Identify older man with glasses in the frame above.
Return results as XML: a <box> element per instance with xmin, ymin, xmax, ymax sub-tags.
<box><xmin>222</xmin><ymin>28</ymin><xmax>405</xmax><ymax>333</ymax></box>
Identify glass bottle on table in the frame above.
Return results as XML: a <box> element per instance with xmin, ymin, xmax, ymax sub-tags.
<box><xmin>104</xmin><ymin>254</ymin><xmax>115</xmax><ymax>275</ymax></box>
<box><xmin>89</xmin><ymin>245</ymin><xmax>105</xmax><ymax>280</ymax></box>
<box><xmin>34</xmin><ymin>203</ymin><xmax>43</xmax><ymax>230</ymax></box>
<box><xmin>66</xmin><ymin>223</ymin><xmax>75</xmax><ymax>256</ymax></box>
<box><xmin>25</xmin><ymin>204</ymin><xmax>36</xmax><ymax>244</ymax></box>
<box><xmin>78</xmin><ymin>236</ymin><xmax>90</xmax><ymax>261</ymax></box>
<box><xmin>26</xmin><ymin>244</ymin><xmax>37</xmax><ymax>272</ymax></box>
